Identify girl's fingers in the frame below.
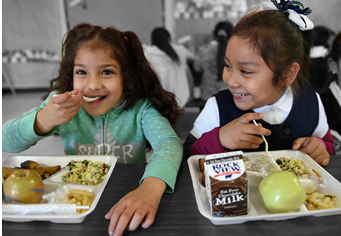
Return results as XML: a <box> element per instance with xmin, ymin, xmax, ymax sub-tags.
<box><xmin>293</xmin><ymin>138</ymin><xmax>313</xmax><ymax>153</ymax></box>
<box><xmin>128</xmin><ymin>209</ymin><xmax>146</xmax><ymax>231</ymax></box>
<box><xmin>244</xmin><ymin>124</ymin><xmax>271</xmax><ymax>137</ymax></box>
<box><xmin>239</xmin><ymin>131</ymin><xmax>264</xmax><ymax>145</ymax></box>
<box><xmin>238</xmin><ymin>113</ymin><xmax>271</xmax><ymax>136</ymax></box>
<box><xmin>70</xmin><ymin>88</ymin><xmax>80</xmax><ymax>96</ymax></box>
<box><xmin>112</xmin><ymin>207</ymin><xmax>137</xmax><ymax>236</ymax></box>
<box><xmin>105</xmin><ymin>205</ymin><xmax>116</xmax><ymax>219</ymax></box>
<box><xmin>52</xmin><ymin>92</ymin><xmax>73</xmax><ymax>103</ymax></box>
<box><xmin>140</xmin><ymin>212</ymin><xmax>155</xmax><ymax>229</ymax></box>
<box><xmin>128</xmin><ymin>204</ymin><xmax>157</xmax><ymax>231</ymax></box>
<box><xmin>52</xmin><ymin>90</ymin><xmax>82</xmax><ymax>104</ymax></box>
<box><xmin>238</xmin><ymin>112</ymin><xmax>264</xmax><ymax>124</ymax></box>
<box><xmin>240</xmin><ymin>141</ymin><xmax>260</xmax><ymax>150</ymax></box>
<box><xmin>219</xmin><ymin>112</ymin><xmax>270</xmax><ymax>150</ymax></box>
<box><xmin>313</xmin><ymin>152</ymin><xmax>325</xmax><ymax>164</ymax></box>
<box><xmin>107</xmin><ymin>204</ymin><xmax>127</xmax><ymax>236</ymax></box>
<box><xmin>320</xmin><ymin>156</ymin><xmax>330</xmax><ymax>166</ymax></box>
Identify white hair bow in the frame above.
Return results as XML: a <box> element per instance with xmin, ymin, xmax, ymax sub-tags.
<box><xmin>254</xmin><ymin>0</ymin><xmax>314</xmax><ymax>31</ymax></box>
<box><xmin>286</xmin><ymin>9</ymin><xmax>314</xmax><ymax>31</ymax></box>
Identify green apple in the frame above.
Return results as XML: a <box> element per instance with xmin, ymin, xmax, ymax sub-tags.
<box><xmin>3</xmin><ymin>169</ymin><xmax>45</xmax><ymax>204</ymax></box>
<box><xmin>259</xmin><ymin>171</ymin><xmax>306</xmax><ymax>213</ymax></box>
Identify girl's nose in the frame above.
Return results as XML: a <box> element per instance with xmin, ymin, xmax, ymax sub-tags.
<box><xmin>87</xmin><ymin>75</ymin><xmax>103</xmax><ymax>90</ymax></box>
<box><xmin>223</xmin><ymin>69</ymin><xmax>239</xmax><ymax>88</ymax></box>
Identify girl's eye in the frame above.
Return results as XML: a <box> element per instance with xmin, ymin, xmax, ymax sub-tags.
<box><xmin>224</xmin><ymin>63</ymin><xmax>231</xmax><ymax>69</ymax></box>
<box><xmin>75</xmin><ymin>70</ymin><xmax>86</xmax><ymax>75</ymax></box>
<box><xmin>241</xmin><ymin>70</ymin><xmax>252</xmax><ymax>75</ymax></box>
<box><xmin>102</xmin><ymin>70</ymin><xmax>114</xmax><ymax>75</ymax></box>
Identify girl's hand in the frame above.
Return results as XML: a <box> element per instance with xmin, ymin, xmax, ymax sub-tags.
<box><xmin>292</xmin><ymin>137</ymin><xmax>330</xmax><ymax>166</ymax></box>
<box><xmin>34</xmin><ymin>89</ymin><xmax>83</xmax><ymax>135</ymax></box>
<box><xmin>219</xmin><ymin>113</ymin><xmax>271</xmax><ymax>150</ymax></box>
<box><xmin>105</xmin><ymin>177</ymin><xmax>166</xmax><ymax>236</ymax></box>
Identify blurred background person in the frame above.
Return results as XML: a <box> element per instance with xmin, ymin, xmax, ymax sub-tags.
<box><xmin>192</xmin><ymin>21</ymin><xmax>234</xmax><ymax>102</ymax></box>
<box><xmin>144</xmin><ymin>27</ymin><xmax>196</xmax><ymax>108</ymax></box>
<box><xmin>308</xmin><ymin>25</ymin><xmax>335</xmax><ymax>91</ymax></box>
<box><xmin>320</xmin><ymin>32</ymin><xmax>341</xmax><ymax>154</ymax></box>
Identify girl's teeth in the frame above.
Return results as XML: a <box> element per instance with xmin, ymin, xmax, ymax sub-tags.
<box><xmin>234</xmin><ymin>93</ymin><xmax>246</xmax><ymax>96</ymax></box>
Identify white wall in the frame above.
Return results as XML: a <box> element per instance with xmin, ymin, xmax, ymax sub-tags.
<box><xmin>66</xmin><ymin>0</ymin><xmax>164</xmax><ymax>45</ymax></box>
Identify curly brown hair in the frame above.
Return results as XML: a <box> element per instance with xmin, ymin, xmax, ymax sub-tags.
<box><xmin>49</xmin><ymin>23</ymin><xmax>184</xmax><ymax>126</ymax></box>
<box><xmin>232</xmin><ymin>10</ymin><xmax>313</xmax><ymax>97</ymax></box>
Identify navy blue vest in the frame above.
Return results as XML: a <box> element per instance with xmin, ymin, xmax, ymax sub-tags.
<box><xmin>214</xmin><ymin>86</ymin><xmax>319</xmax><ymax>152</ymax></box>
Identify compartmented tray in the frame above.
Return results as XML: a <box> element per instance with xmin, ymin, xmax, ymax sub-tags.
<box><xmin>2</xmin><ymin>155</ymin><xmax>117</xmax><ymax>223</ymax></box>
<box><xmin>188</xmin><ymin>150</ymin><xmax>341</xmax><ymax>225</ymax></box>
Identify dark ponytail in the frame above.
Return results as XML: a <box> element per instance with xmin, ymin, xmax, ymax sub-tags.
<box><xmin>120</xmin><ymin>31</ymin><xmax>184</xmax><ymax>126</ymax></box>
<box><xmin>213</xmin><ymin>21</ymin><xmax>234</xmax><ymax>81</ymax></box>
<box><xmin>151</xmin><ymin>27</ymin><xmax>180</xmax><ymax>64</ymax></box>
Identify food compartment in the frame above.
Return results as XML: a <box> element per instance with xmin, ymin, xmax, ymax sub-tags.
<box><xmin>2</xmin><ymin>155</ymin><xmax>70</xmax><ymax>168</ymax></box>
<box><xmin>43</xmin><ymin>182</ymin><xmax>61</xmax><ymax>193</ymax></box>
<box><xmin>243</xmin><ymin>153</ymin><xmax>282</xmax><ymax>177</ymax></box>
<box><xmin>2</xmin><ymin>154</ymin><xmax>116</xmax><ymax>169</ymax></box>
<box><xmin>61</xmin><ymin>183</ymin><xmax>99</xmax><ymax>195</ymax></box>
<box><xmin>40</xmin><ymin>167</ymin><xmax>67</xmax><ymax>183</ymax></box>
<box><xmin>61</xmin><ymin>184</ymin><xmax>100</xmax><ymax>215</ymax></box>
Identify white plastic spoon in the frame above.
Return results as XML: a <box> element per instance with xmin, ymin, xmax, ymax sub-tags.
<box><xmin>81</xmin><ymin>96</ymin><xmax>100</xmax><ymax>102</ymax></box>
<box><xmin>53</xmin><ymin>94</ymin><xmax>100</xmax><ymax>102</ymax></box>
<box><xmin>253</xmin><ymin>120</ymin><xmax>269</xmax><ymax>156</ymax></box>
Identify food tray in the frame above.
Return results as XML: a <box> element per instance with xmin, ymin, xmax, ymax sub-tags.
<box><xmin>188</xmin><ymin>150</ymin><xmax>341</xmax><ymax>225</ymax></box>
<box><xmin>2</xmin><ymin>155</ymin><xmax>117</xmax><ymax>223</ymax></box>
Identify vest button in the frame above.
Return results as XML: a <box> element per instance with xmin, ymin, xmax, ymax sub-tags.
<box><xmin>284</xmin><ymin>127</ymin><xmax>291</xmax><ymax>135</ymax></box>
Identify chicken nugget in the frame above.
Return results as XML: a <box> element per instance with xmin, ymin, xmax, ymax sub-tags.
<box><xmin>20</xmin><ymin>160</ymin><xmax>39</xmax><ymax>169</ymax></box>
<box><xmin>34</xmin><ymin>165</ymin><xmax>61</xmax><ymax>179</ymax></box>
<box><xmin>2</xmin><ymin>167</ymin><xmax>17</xmax><ymax>179</ymax></box>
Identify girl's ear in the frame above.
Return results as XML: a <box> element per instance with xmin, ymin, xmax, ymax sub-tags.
<box><xmin>282</xmin><ymin>62</ymin><xmax>300</xmax><ymax>86</ymax></box>
<box><xmin>328</xmin><ymin>57</ymin><xmax>338</xmax><ymax>74</ymax></box>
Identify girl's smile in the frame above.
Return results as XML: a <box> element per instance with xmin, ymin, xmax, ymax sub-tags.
<box><xmin>232</xmin><ymin>92</ymin><xmax>250</xmax><ymax>99</ymax></box>
<box><xmin>223</xmin><ymin>35</ymin><xmax>286</xmax><ymax>111</ymax></box>
<box><xmin>73</xmin><ymin>46</ymin><xmax>124</xmax><ymax>116</ymax></box>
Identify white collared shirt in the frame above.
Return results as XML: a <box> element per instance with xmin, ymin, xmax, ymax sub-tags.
<box><xmin>253</xmin><ymin>86</ymin><xmax>293</xmax><ymax>125</ymax></box>
<box><xmin>191</xmin><ymin>86</ymin><xmax>329</xmax><ymax>139</ymax></box>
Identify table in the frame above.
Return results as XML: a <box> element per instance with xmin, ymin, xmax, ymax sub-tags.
<box><xmin>3</xmin><ymin>156</ymin><xmax>341</xmax><ymax>236</ymax></box>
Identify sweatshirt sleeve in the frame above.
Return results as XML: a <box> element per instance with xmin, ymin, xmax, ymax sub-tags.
<box><xmin>2</xmin><ymin>93</ymin><xmax>57</xmax><ymax>153</ymax></box>
<box><xmin>140</xmin><ymin>104</ymin><xmax>183</xmax><ymax>193</ymax></box>
<box><xmin>315</xmin><ymin>128</ymin><xmax>335</xmax><ymax>155</ymax></box>
<box><xmin>191</xmin><ymin>127</ymin><xmax>225</xmax><ymax>155</ymax></box>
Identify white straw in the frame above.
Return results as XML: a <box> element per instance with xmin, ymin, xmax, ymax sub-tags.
<box><xmin>252</xmin><ymin>120</ymin><xmax>269</xmax><ymax>156</ymax></box>
<box><xmin>2</xmin><ymin>204</ymin><xmax>90</xmax><ymax>215</ymax></box>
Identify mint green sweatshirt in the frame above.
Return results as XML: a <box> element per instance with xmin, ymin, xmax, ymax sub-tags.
<box><xmin>2</xmin><ymin>92</ymin><xmax>183</xmax><ymax>192</ymax></box>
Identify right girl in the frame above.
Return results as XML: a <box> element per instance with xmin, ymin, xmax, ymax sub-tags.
<box><xmin>183</xmin><ymin>0</ymin><xmax>334</xmax><ymax>166</ymax></box>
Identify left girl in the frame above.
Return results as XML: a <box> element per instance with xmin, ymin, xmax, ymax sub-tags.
<box><xmin>2</xmin><ymin>23</ymin><xmax>184</xmax><ymax>236</ymax></box>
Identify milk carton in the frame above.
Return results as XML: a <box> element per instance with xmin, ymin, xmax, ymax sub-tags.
<box><xmin>204</xmin><ymin>151</ymin><xmax>248</xmax><ymax>217</ymax></box>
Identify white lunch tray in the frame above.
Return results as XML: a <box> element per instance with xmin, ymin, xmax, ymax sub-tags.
<box><xmin>188</xmin><ymin>150</ymin><xmax>341</xmax><ymax>225</ymax></box>
<box><xmin>2</xmin><ymin>155</ymin><xmax>117</xmax><ymax>223</ymax></box>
